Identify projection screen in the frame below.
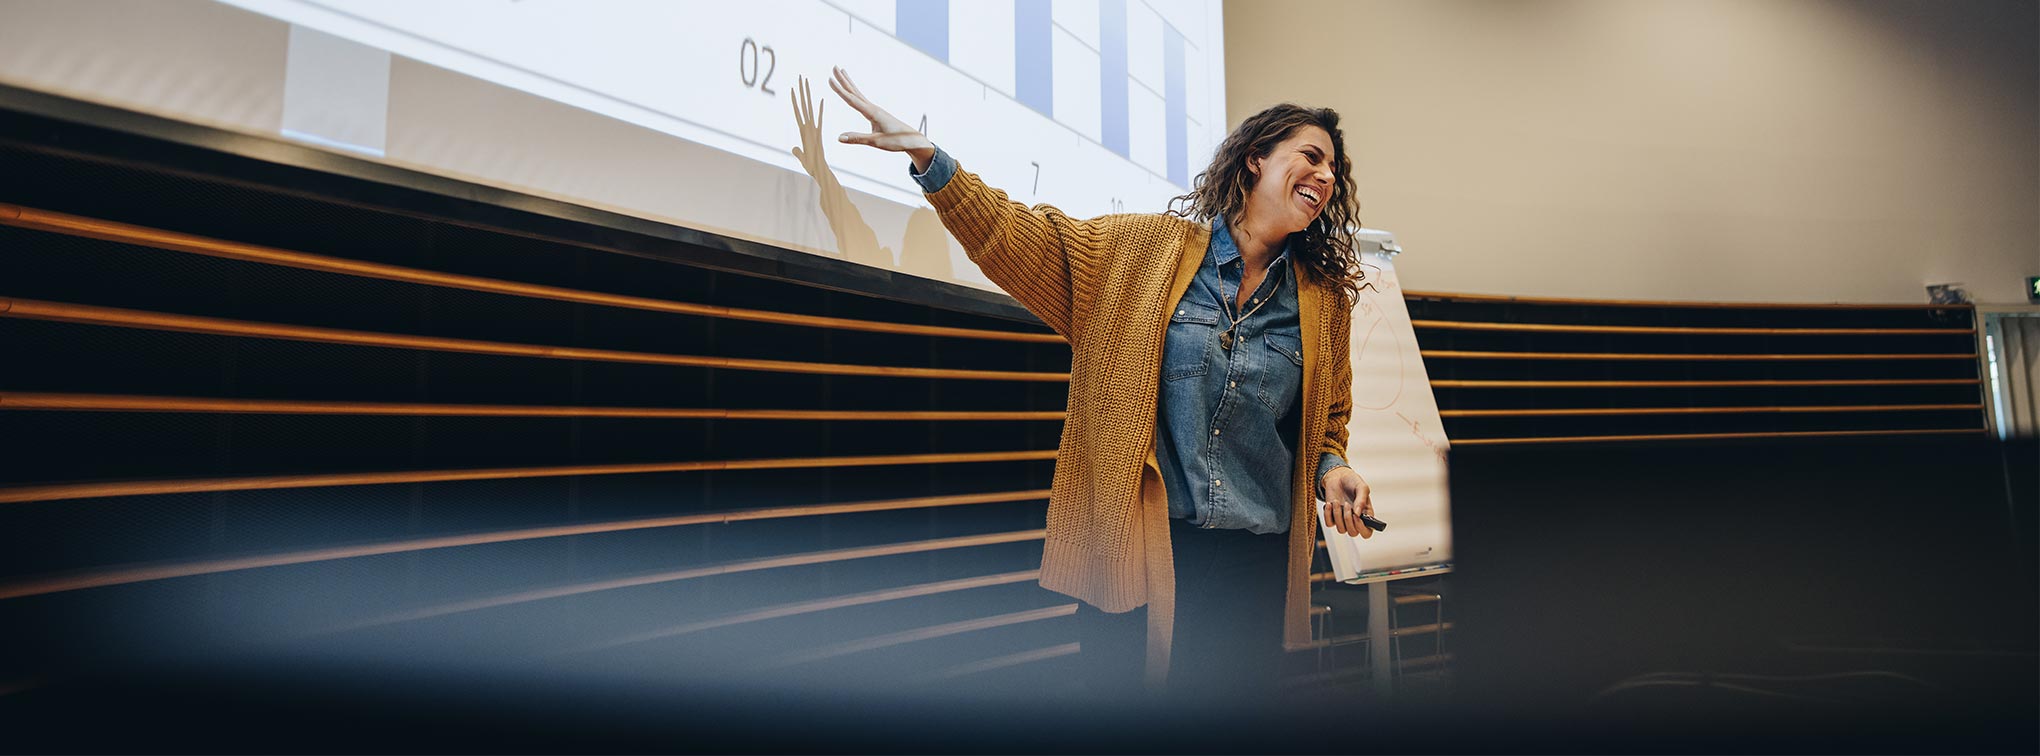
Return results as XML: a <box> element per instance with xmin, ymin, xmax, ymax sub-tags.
<box><xmin>0</xmin><ymin>0</ymin><xmax>1228</xmax><ymax>293</ymax></box>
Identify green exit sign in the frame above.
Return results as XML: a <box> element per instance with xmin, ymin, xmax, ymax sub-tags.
<box><xmin>2030</xmin><ymin>276</ymin><xmax>2040</xmax><ymax>304</ymax></box>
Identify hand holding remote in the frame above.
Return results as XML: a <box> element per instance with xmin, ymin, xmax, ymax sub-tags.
<box><xmin>1320</xmin><ymin>466</ymin><xmax>1379</xmax><ymax>538</ymax></box>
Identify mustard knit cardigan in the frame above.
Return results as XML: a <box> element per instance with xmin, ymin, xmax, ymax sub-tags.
<box><xmin>925</xmin><ymin>163</ymin><xmax>1355</xmax><ymax>688</ymax></box>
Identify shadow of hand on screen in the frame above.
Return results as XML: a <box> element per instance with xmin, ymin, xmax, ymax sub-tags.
<box><xmin>792</xmin><ymin>75</ymin><xmax>892</xmax><ymax>269</ymax></box>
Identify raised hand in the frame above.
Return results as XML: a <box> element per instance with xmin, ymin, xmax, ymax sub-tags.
<box><xmin>827</xmin><ymin>66</ymin><xmax>935</xmax><ymax>171</ymax></box>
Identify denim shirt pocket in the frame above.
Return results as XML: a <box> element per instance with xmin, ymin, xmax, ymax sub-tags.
<box><xmin>1257</xmin><ymin>331</ymin><xmax>1306</xmax><ymax>411</ymax></box>
<box><xmin>1163</xmin><ymin>301</ymin><xmax>1221</xmax><ymax>381</ymax></box>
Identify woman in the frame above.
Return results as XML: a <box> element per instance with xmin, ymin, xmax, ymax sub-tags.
<box><xmin>822</xmin><ymin>67</ymin><xmax>1377</xmax><ymax>699</ymax></box>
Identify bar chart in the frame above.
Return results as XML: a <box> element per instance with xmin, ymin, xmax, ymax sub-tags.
<box><xmin>856</xmin><ymin>0</ymin><xmax>1215</xmax><ymax>189</ymax></box>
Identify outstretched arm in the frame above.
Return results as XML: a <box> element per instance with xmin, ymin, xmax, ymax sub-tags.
<box><xmin>828</xmin><ymin>67</ymin><xmax>1106</xmax><ymax>339</ymax></box>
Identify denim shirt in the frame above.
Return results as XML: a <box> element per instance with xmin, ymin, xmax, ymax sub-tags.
<box><xmin>911</xmin><ymin>148</ymin><xmax>1346</xmax><ymax>535</ymax></box>
<box><xmin>1156</xmin><ymin>215</ymin><xmax>1349</xmax><ymax>534</ymax></box>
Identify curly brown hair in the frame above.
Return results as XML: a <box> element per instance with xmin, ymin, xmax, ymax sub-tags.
<box><xmin>1168</xmin><ymin>104</ymin><xmax>1363</xmax><ymax>306</ymax></box>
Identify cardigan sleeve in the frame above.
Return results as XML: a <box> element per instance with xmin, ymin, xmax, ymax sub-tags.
<box><xmin>1318</xmin><ymin>303</ymin><xmax>1354</xmax><ymax>469</ymax></box>
<box><xmin>921</xmin><ymin>157</ymin><xmax>1109</xmax><ymax>340</ymax></box>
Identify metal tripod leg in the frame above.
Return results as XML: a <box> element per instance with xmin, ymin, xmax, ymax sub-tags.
<box><xmin>1370</xmin><ymin>581</ymin><xmax>1392</xmax><ymax>696</ymax></box>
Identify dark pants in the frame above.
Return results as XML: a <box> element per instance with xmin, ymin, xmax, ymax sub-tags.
<box><xmin>1076</xmin><ymin>517</ymin><xmax>1288</xmax><ymax>701</ymax></box>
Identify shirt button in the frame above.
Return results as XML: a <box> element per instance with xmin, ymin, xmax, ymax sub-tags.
<box><xmin>1177</xmin><ymin>310</ymin><xmax>1184</xmax><ymax>316</ymax></box>
<box><xmin>1228</xmin><ymin>381</ymin><xmax>1237</xmax><ymax>388</ymax></box>
<box><xmin>1212</xmin><ymin>429</ymin><xmax>1220</xmax><ymax>435</ymax></box>
<box><xmin>1213</xmin><ymin>479</ymin><xmax>1223</xmax><ymax>487</ymax></box>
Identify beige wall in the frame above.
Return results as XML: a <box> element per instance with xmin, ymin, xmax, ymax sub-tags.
<box><xmin>1225</xmin><ymin>0</ymin><xmax>2039</xmax><ymax>304</ymax></box>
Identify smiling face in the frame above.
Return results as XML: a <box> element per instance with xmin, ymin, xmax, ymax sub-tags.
<box><xmin>1243</xmin><ymin>124</ymin><xmax>1337</xmax><ymax>237</ymax></box>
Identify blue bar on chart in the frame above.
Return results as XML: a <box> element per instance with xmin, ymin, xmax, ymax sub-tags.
<box><xmin>896</xmin><ymin>0</ymin><xmax>949</xmax><ymax>62</ymax></box>
<box><xmin>1098</xmin><ymin>0</ymin><xmax>1129</xmax><ymax>158</ymax></box>
<box><xmin>1014</xmin><ymin>0</ymin><xmax>1053</xmax><ymax>117</ymax></box>
<box><xmin>1164</xmin><ymin>24</ymin><xmax>1187</xmax><ymax>186</ymax></box>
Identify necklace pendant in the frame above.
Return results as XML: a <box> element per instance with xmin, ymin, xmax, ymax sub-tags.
<box><xmin>1219</xmin><ymin>331</ymin><xmax>1234</xmax><ymax>351</ymax></box>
